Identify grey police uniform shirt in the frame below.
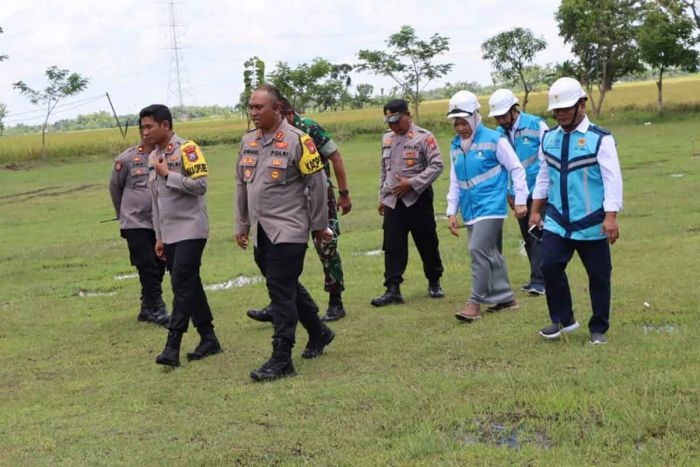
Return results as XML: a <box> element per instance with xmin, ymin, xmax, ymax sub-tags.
<box><xmin>109</xmin><ymin>145</ymin><xmax>153</xmax><ymax>230</ymax></box>
<box><xmin>235</xmin><ymin>118</ymin><xmax>328</xmax><ymax>245</ymax></box>
<box><xmin>148</xmin><ymin>133</ymin><xmax>209</xmax><ymax>244</ymax></box>
<box><xmin>380</xmin><ymin>123</ymin><xmax>444</xmax><ymax>209</ymax></box>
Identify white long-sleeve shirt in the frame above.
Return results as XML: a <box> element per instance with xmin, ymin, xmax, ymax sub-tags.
<box><xmin>532</xmin><ymin>116</ymin><xmax>623</xmax><ymax>212</ymax></box>
<box><xmin>446</xmin><ymin>136</ymin><xmax>529</xmax><ymax>225</ymax></box>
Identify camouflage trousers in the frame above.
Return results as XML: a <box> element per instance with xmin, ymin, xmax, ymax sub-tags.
<box><xmin>312</xmin><ymin>181</ymin><xmax>345</xmax><ymax>295</ymax></box>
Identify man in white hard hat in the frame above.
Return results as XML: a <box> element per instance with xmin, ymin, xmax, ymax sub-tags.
<box><xmin>529</xmin><ymin>77</ymin><xmax>623</xmax><ymax>345</ymax></box>
<box><xmin>488</xmin><ymin>89</ymin><xmax>549</xmax><ymax>296</ymax></box>
<box><xmin>446</xmin><ymin>90</ymin><xmax>529</xmax><ymax>322</ymax></box>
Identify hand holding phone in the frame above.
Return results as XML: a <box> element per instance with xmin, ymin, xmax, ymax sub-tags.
<box><xmin>528</xmin><ymin>224</ymin><xmax>543</xmax><ymax>241</ymax></box>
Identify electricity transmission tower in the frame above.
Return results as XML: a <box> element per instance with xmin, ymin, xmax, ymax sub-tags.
<box><xmin>165</xmin><ymin>0</ymin><xmax>190</xmax><ymax>116</ymax></box>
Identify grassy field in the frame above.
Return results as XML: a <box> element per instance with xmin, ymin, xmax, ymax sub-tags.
<box><xmin>1</xmin><ymin>75</ymin><xmax>700</xmax><ymax>164</ymax></box>
<box><xmin>0</xmin><ymin>106</ymin><xmax>699</xmax><ymax>465</ymax></box>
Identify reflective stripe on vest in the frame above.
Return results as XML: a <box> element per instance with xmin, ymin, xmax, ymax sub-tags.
<box><xmin>451</xmin><ymin>124</ymin><xmax>508</xmax><ymax>222</ymax></box>
<box><xmin>541</xmin><ymin>124</ymin><xmax>609</xmax><ymax>240</ymax></box>
<box><xmin>457</xmin><ymin>165</ymin><xmax>503</xmax><ymax>190</ymax></box>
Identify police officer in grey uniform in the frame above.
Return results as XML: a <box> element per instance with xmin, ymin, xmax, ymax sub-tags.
<box><xmin>109</xmin><ymin>135</ymin><xmax>170</xmax><ymax>326</ymax></box>
<box><xmin>141</xmin><ymin>104</ymin><xmax>221</xmax><ymax>367</ymax></box>
<box><xmin>371</xmin><ymin>99</ymin><xmax>445</xmax><ymax>306</ymax></box>
<box><xmin>236</xmin><ymin>84</ymin><xmax>335</xmax><ymax>382</ymax></box>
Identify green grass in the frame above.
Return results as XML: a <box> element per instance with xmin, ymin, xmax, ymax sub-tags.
<box><xmin>2</xmin><ymin>74</ymin><xmax>700</xmax><ymax>164</ymax></box>
<box><xmin>0</xmin><ymin>115</ymin><xmax>699</xmax><ymax>465</ymax></box>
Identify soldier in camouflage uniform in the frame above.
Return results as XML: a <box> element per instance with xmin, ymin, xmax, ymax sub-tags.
<box><xmin>246</xmin><ymin>97</ymin><xmax>352</xmax><ymax>323</ymax></box>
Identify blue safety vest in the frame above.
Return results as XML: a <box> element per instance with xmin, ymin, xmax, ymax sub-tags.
<box><xmin>542</xmin><ymin>123</ymin><xmax>611</xmax><ymax>240</ymax></box>
<box><xmin>450</xmin><ymin>123</ymin><xmax>508</xmax><ymax>223</ymax></box>
<box><xmin>496</xmin><ymin>112</ymin><xmax>543</xmax><ymax>196</ymax></box>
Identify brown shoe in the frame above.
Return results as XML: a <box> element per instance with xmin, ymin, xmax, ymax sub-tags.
<box><xmin>487</xmin><ymin>299</ymin><xmax>519</xmax><ymax>312</ymax></box>
<box><xmin>455</xmin><ymin>302</ymin><xmax>481</xmax><ymax>322</ymax></box>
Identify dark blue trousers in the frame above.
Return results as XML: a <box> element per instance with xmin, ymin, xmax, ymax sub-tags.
<box><xmin>540</xmin><ymin>230</ymin><xmax>612</xmax><ymax>334</ymax></box>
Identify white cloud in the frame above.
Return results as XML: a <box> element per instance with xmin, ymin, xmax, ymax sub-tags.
<box><xmin>0</xmin><ymin>0</ymin><xmax>569</xmax><ymax>124</ymax></box>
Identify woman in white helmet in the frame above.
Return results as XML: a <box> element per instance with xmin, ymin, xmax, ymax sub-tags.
<box><xmin>446</xmin><ymin>90</ymin><xmax>530</xmax><ymax>322</ymax></box>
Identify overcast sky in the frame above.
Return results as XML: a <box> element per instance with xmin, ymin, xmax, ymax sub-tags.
<box><xmin>0</xmin><ymin>0</ymin><xmax>571</xmax><ymax>125</ymax></box>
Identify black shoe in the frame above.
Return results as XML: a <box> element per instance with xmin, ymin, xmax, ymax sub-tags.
<box><xmin>156</xmin><ymin>330</ymin><xmax>182</xmax><ymax>367</ymax></box>
<box><xmin>322</xmin><ymin>304</ymin><xmax>346</xmax><ymax>322</ymax></box>
<box><xmin>371</xmin><ymin>284</ymin><xmax>404</xmax><ymax>307</ymax></box>
<box><xmin>246</xmin><ymin>304</ymin><xmax>273</xmax><ymax>323</ymax></box>
<box><xmin>428</xmin><ymin>282</ymin><xmax>445</xmax><ymax>298</ymax></box>
<box><xmin>250</xmin><ymin>358</ymin><xmax>296</xmax><ymax>381</ymax></box>
<box><xmin>301</xmin><ymin>326</ymin><xmax>336</xmax><ymax>359</ymax></box>
<box><xmin>152</xmin><ymin>301</ymin><xmax>171</xmax><ymax>328</ymax></box>
<box><xmin>187</xmin><ymin>326</ymin><xmax>223</xmax><ymax>361</ymax></box>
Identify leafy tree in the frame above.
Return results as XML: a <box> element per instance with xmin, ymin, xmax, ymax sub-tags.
<box><xmin>268</xmin><ymin>58</ymin><xmax>334</xmax><ymax>112</ymax></box>
<box><xmin>352</xmin><ymin>84</ymin><xmax>375</xmax><ymax>109</ymax></box>
<box><xmin>0</xmin><ymin>102</ymin><xmax>7</xmax><ymax>135</ymax></box>
<box><xmin>638</xmin><ymin>1</ymin><xmax>699</xmax><ymax>113</ymax></box>
<box><xmin>0</xmin><ymin>26</ymin><xmax>7</xmax><ymax>62</ymax></box>
<box><xmin>236</xmin><ymin>56</ymin><xmax>265</xmax><ymax>128</ymax></box>
<box><xmin>13</xmin><ymin>66</ymin><xmax>89</xmax><ymax>152</ymax></box>
<box><xmin>356</xmin><ymin>25</ymin><xmax>453</xmax><ymax>123</ymax></box>
<box><xmin>662</xmin><ymin>0</ymin><xmax>700</xmax><ymax>28</ymax></box>
<box><xmin>481</xmin><ymin>28</ymin><xmax>547</xmax><ymax>111</ymax></box>
<box><xmin>556</xmin><ymin>0</ymin><xmax>643</xmax><ymax>118</ymax></box>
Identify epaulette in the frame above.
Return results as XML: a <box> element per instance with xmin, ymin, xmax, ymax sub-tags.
<box><xmin>246</xmin><ymin>128</ymin><xmax>257</xmax><ymax>134</ymax></box>
<box><xmin>589</xmin><ymin>125</ymin><xmax>611</xmax><ymax>136</ymax></box>
<box><xmin>416</xmin><ymin>127</ymin><xmax>428</xmax><ymax>134</ymax></box>
<box><xmin>288</xmin><ymin>125</ymin><xmax>306</xmax><ymax>137</ymax></box>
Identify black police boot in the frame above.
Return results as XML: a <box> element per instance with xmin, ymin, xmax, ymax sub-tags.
<box><xmin>428</xmin><ymin>281</ymin><xmax>445</xmax><ymax>298</ymax></box>
<box><xmin>137</xmin><ymin>297</ymin><xmax>156</xmax><ymax>323</ymax></box>
<box><xmin>250</xmin><ymin>339</ymin><xmax>296</xmax><ymax>382</ymax></box>
<box><xmin>156</xmin><ymin>329</ymin><xmax>182</xmax><ymax>367</ymax></box>
<box><xmin>187</xmin><ymin>324</ymin><xmax>223</xmax><ymax>361</ymax></box>
<box><xmin>301</xmin><ymin>324</ymin><xmax>336</xmax><ymax>359</ymax></box>
<box><xmin>152</xmin><ymin>297</ymin><xmax>171</xmax><ymax>327</ymax></box>
<box><xmin>246</xmin><ymin>304</ymin><xmax>274</xmax><ymax>323</ymax></box>
<box><xmin>322</xmin><ymin>303</ymin><xmax>346</xmax><ymax>322</ymax></box>
<box><xmin>371</xmin><ymin>283</ymin><xmax>404</xmax><ymax>307</ymax></box>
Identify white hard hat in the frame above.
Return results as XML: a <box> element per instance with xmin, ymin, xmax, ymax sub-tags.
<box><xmin>447</xmin><ymin>90</ymin><xmax>481</xmax><ymax>119</ymax></box>
<box><xmin>488</xmin><ymin>89</ymin><xmax>519</xmax><ymax>117</ymax></box>
<box><xmin>548</xmin><ymin>77</ymin><xmax>586</xmax><ymax>111</ymax></box>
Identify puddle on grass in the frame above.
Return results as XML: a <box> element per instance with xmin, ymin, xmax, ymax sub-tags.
<box><xmin>352</xmin><ymin>249</ymin><xmax>383</xmax><ymax>257</ymax></box>
<box><xmin>642</xmin><ymin>324</ymin><xmax>677</xmax><ymax>335</ymax></box>
<box><xmin>114</xmin><ymin>273</ymin><xmax>139</xmax><ymax>280</ymax></box>
<box><xmin>458</xmin><ymin>421</ymin><xmax>552</xmax><ymax>450</ymax></box>
<box><xmin>204</xmin><ymin>275</ymin><xmax>263</xmax><ymax>291</ymax></box>
<box><xmin>669</xmin><ymin>173</ymin><xmax>685</xmax><ymax>178</ymax></box>
<box><xmin>78</xmin><ymin>289</ymin><xmax>117</xmax><ymax>298</ymax></box>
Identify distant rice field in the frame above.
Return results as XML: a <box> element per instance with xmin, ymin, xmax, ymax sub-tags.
<box><xmin>1</xmin><ymin>74</ymin><xmax>699</xmax><ymax>164</ymax></box>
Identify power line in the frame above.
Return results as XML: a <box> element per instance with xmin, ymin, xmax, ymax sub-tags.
<box><xmin>5</xmin><ymin>94</ymin><xmax>106</xmax><ymax>118</ymax></box>
<box><xmin>4</xmin><ymin>95</ymin><xmax>106</xmax><ymax>125</ymax></box>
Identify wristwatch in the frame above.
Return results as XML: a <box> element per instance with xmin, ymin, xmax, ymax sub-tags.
<box><xmin>339</xmin><ymin>189</ymin><xmax>349</xmax><ymax>197</ymax></box>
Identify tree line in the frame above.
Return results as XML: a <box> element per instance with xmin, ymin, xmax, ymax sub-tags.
<box><xmin>1</xmin><ymin>0</ymin><xmax>699</xmax><ymax>141</ymax></box>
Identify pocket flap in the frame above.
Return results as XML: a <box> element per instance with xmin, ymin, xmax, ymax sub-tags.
<box><xmin>267</xmin><ymin>157</ymin><xmax>289</xmax><ymax>169</ymax></box>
